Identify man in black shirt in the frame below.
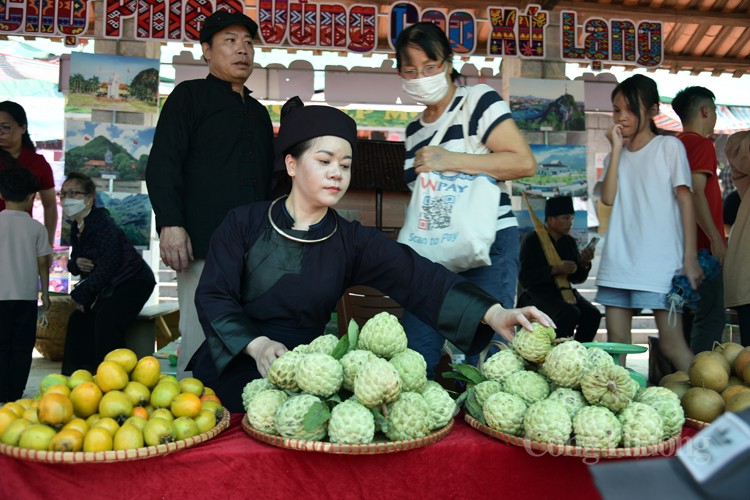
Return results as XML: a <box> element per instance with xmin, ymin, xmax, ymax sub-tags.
<box><xmin>146</xmin><ymin>10</ymin><xmax>274</xmax><ymax>375</ymax></box>
<box><xmin>516</xmin><ymin>196</ymin><xmax>601</xmax><ymax>342</ymax></box>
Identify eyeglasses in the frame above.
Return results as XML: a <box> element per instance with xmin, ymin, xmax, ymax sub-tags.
<box><xmin>0</xmin><ymin>125</ymin><xmax>15</xmax><ymax>135</ymax></box>
<box><xmin>399</xmin><ymin>63</ymin><xmax>446</xmax><ymax>80</ymax></box>
<box><xmin>57</xmin><ymin>190</ymin><xmax>87</xmax><ymax>198</ymax></box>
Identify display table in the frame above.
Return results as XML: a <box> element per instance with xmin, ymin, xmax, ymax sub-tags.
<box><xmin>0</xmin><ymin>414</ymin><xmax>698</xmax><ymax>500</ymax></box>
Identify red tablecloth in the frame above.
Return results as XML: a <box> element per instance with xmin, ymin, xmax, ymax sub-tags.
<box><xmin>0</xmin><ymin>414</ymin><xmax>698</xmax><ymax>500</ymax></box>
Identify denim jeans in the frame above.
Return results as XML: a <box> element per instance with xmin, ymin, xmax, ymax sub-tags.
<box><xmin>403</xmin><ymin>226</ymin><xmax>520</xmax><ymax>379</ymax></box>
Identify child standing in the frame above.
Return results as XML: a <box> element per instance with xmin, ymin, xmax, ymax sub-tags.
<box><xmin>0</xmin><ymin>167</ymin><xmax>51</xmax><ymax>403</ymax></box>
<box><xmin>595</xmin><ymin>75</ymin><xmax>703</xmax><ymax>372</ymax></box>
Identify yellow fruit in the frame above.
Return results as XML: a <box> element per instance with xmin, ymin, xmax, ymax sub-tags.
<box><xmin>96</xmin><ymin>361</ymin><xmax>129</xmax><ymax>393</ymax></box>
<box><xmin>98</xmin><ymin>391</ymin><xmax>133</xmax><ymax>424</ymax></box>
<box><xmin>43</xmin><ymin>384</ymin><xmax>71</xmax><ymax>398</ymax></box>
<box><xmin>179</xmin><ymin>377</ymin><xmax>204</xmax><ymax>397</ymax></box>
<box><xmin>0</xmin><ymin>409</ymin><xmax>19</xmax><ymax>436</ymax></box>
<box><xmin>83</xmin><ymin>426</ymin><xmax>113</xmax><ymax>452</ymax></box>
<box><xmin>63</xmin><ymin>418</ymin><xmax>89</xmax><ymax>436</ymax></box>
<box><xmin>150</xmin><ymin>408</ymin><xmax>174</xmax><ymax>422</ymax></box>
<box><xmin>2</xmin><ymin>402</ymin><xmax>25</xmax><ymax>418</ymax></box>
<box><xmin>39</xmin><ymin>373</ymin><xmax>68</xmax><ymax>394</ymax></box>
<box><xmin>85</xmin><ymin>414</ymin><xmax>102</xmax><ymax>427</ymax></box>
<box><xmin>92</xmin><ymin>417</ymin><xmax>120</xmax><ymax>436</ymax></box>
<box><xmin>131</xmin><ymin>406</ymin><xmax>150</xmax><ymax>420</ymax></box>
<box><xmin>49</xmin><ymin>428</ymin><xmax>84</xmax><ymax>452</ymax></box>
<box><xmin>1</xmin><ymin>418</ymin><xmax>32</xmax><ymax>446</ymax></box>
<box><xmin>113</xmin><ymin>423</ymin><xmax>144</xmax><ymax>450</ymax></box>
<box><xmin>104</xmin><ymin>348</ymin><xmax>138</xmax><ymax>374</ymax></box>
<box><xmin>131</xmin><ymin>356</ymin><xmax>161</xmax><ymax>389</ymax></box>
<box><xmin>172</xmin><ymin>416</ymin><xmax>199</xmax><ymax>440</ymax></box>
<box><xmin>123</xmin><ymin>415</ymin><xmax>148</xmax><ymax>432</ymax></box>
<box><xmin>18</xmin><ymin>424</ymin><xmax>57</xmax><ymax>450</ymax></box>
<box><xmin>200</xmin><ymin>400</ymin><xmax>224</xmax><ymax>421</ymax></box>
<box><xmin>22</xmin><ymin>407</ymin><xmax>39</xmax><ymax>424</ymax></box>
<box><xmin>159</xmin><ymin>375</ymin><xmax>180</xmax><ymax>387</ymax></box>
<box><xmin>37</xmin><ymin>393</ymin><xmax>74</xmax><ymax>428</ymax></box>
<box><xmin>70</xmin><ymin>381</ymin><xmax>103</xmax><ymax>418</ymax></box>
<box><xmin>143</xmin><ymin>417</ymin><xmax>174</xmax><ymax>446</ymax></box>
<box><xmin>203</xmin><ymin>387</ymin><xmax>216</xmax><ymax>396</ymax></box>
<box><xmin>150</xmin><ymin>383</ymin><xmax>180</xmax><ymax>409</ymax></box>
<box><xmin>67</xmin><ymin>369</ymin><xmax>94</xmax><ymax>390</ymax></box>
<box><xmin>193</xmin><ymin>409</ymin><xmax>217</xmax><ymax>434</ymax></box>
<box><xmin>171</xmin><ymin>393</ymin><xmax>202</xmax><ymax>418</ymax></box>
<box><xmin>15</xmin><ymin>398</ymin><xmax>34</xmax><ymax>410</ymax></box>
<box><xmin>123</xmin><ymin>381</ymin><xmax>151</xmax><ymax>407</ymax></box>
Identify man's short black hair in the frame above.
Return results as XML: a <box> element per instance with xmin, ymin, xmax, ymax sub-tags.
<box><xmin>0</xmin><ymin>167</ymin><xmax>39</xmax><ymax>202</ymax></box>
<box><xmin>672</xmin><ymin>86</ymin><xmax>715</xmax><ymax>122</ymax></box>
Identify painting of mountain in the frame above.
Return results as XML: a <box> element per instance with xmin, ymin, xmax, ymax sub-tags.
<box><xmin>512</xmin><ymin>144</ymin><xmax>587</xmax><ymax>198</ymax></box>
<box><xmin>65</xmin><ymin>120</ymin><xmax>154</xmax><ymax>181</ymax></box>
<box><xmin>510</xmin><ymin>78</ymin><xmax>586</xmax><ymax>131</ymax></box>
<box><xmin>60</xmin><ymin>192</ymin><xmax>152</xmax><ymax>249</ymax></box>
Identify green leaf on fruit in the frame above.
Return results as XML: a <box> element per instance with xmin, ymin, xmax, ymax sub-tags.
<box><xmin>347</xmin><ymin>320</ymin><xmax>359</xmax><ymax>351</ymax></box>
<box><xmin>331</xmin><ymin>335</ymin><xmax>350</xmax><ymax>360</ymax></box>
<box><xmin>449</xmin><ymin>363</ymin><xmax>485</xmax><ymax>385</ymax></box>
<box><xmin>304</xmin><ymin>401</ymin><xmax>331</xmax><ymax>432</ymax></box>
<box><xmin>464</xmin><ymin>389</ymin><xmax>486</xmax><ymax>425</ymax></box>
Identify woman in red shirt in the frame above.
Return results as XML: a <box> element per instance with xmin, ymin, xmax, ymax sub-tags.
<box><xmin>0</xmin><ymin>101</ymin><xmax>57</xmax><ymax>246</ymax></box>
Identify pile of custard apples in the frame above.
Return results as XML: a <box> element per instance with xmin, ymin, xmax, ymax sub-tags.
<box><xmin>242</xmin><ymin>312</ymin><xmax>456</xmax><ymax>444</ymax></box>
<box><xmin>463</xmin><ymin>322</ymin><xmax>684</xmax><ymax>449</ymax></box>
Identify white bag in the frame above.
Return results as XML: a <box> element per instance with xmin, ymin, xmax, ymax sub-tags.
<box><xmin>397</xmin><ymin>96</ymin><xmax>500</xmax><ymax>273</ymax></box>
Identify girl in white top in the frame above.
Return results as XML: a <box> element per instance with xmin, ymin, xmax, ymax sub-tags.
<box><xmin>596</xmin><ymin>74</ymin><xmax>703</xmax><ymax>372</ymax></box>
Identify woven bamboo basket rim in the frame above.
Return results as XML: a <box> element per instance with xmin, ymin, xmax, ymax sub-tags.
<box><xmin>684</xmin><ymin>417</ymin><xmax>710</xmax><ymax>430</ymax></box>
<box><xmin>241</xmin><ymin>414</ymin><xmax>453</xmax><ymax>454</ymax></box>
<box><xmin>464</xmin><ymin>414</ymin><xmax>682</xmax><ymax>458</ymax></box>
<box><xmin>0</xmin><ymin>409</ymin><xmax>230</xmax><ymax>464</ymax></box>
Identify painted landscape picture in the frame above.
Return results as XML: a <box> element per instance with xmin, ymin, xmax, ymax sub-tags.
<box><xmin>64</xmin><ymin>120</ymin><xmax>154</xmax><ymax>181</ymax></box>
<box><xmin>510</xmin><ymin>78</ymin><xmax>586</xmax><ymax>131</ymax></box>
<box><xmin>513</xmin><ymin>144</ymin><xmax>588</xmax><ymax>198</ymax></box>
<box><xmin>60</xmin><ymin>192</ymin><xmax>152</xmax><ymax>249</ymax></box>
<box><xmin>66</xmin><ymin>53</ymin><xmax>159</xmax><ymax>114</ymax></box>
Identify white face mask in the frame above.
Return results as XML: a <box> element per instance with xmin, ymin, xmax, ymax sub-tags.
<box><xmin>62</xmin><ymin>198</ymin><xmax>87</xmax><ymax>218</ymax></box>
<box><xmin>402</xmin><ymin>71</ymin><xmax>450</xmax><ymax>105</ymax></box>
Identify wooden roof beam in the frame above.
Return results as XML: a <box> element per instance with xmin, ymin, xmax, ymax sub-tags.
<box><xmin>552</xmin><ymin>2</ymin><xmax>749</xmax><ymax>28</ymax></box>
<box><xmin>665</xmin><ymin>55</ymin><xmax>750</xmax><ymax>76</ymax></box>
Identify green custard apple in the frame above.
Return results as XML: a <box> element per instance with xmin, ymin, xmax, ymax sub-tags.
<box><xmin>328</xmin><ymin>399</ymin><xmax>376</xmax><ymax>444</ymax></box>
<box><xmin>573</xmin><ymin>405</ymin><xmax>622</xmax><ymax>449</ymax></box>
<box><xmin>483</xmin><ymin>391</ymin><xmax>527</xmax><ymax>437</ymax></box>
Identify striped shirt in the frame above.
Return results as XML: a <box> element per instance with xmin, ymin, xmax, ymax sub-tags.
<box><xmin>403</xmin><ymin>84</ymin><xmax>517</xmax><ymax>231</ymax></box>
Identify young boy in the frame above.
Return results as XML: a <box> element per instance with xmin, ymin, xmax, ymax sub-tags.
<box><xmin>0</xmin><ymin>166</ymin><xmax>52</xmax><ymax>403</ymax></box>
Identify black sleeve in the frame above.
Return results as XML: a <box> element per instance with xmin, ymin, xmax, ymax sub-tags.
<box><xmin>70</xmin><ymin>223</ymin><xmax>123</xmax><ymax>306</ymax></box>
<box><xmin>518</xmin><ymin>232</ymin><xmax>554</xmax><ymax>289</ymax></box>
<box><xmin>145</xmin><ymin>83</ymin><xmax>194</xmax><ymax>231</ymax></box>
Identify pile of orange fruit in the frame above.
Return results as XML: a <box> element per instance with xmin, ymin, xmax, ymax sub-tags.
<box><xmin>0</xmin><ymin>348</ymin><xmax>223</xmax><ymax>453</ymax></box>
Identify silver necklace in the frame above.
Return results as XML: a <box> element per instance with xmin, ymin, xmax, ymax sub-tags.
<box><xmin>267</xmin><ymin>196</ymin><xmax>338</xmax><ymax>244</ymax></box>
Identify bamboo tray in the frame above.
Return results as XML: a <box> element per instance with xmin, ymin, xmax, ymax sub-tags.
<box><xmin>465</xmin><ymin>414</ymin><xmax>682</xmax><ymax>458</ymax></box>
<box><xmin>241</xmin><ymin>414</ymin><xmax>453</xmax><ymax>454</ymax></box>
<box><xmin>0</xmin><ymin>410</ymin><xmax>230</xmax><ymax>463</ymax></box>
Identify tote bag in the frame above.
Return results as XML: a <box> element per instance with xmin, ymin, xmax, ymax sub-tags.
<box><xmin>397</xmin><ymin>96</ymin><xmax>500</xmax><ymax>273</ymax></box>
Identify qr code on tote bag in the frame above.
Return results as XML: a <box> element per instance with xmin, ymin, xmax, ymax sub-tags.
<box><xmin>419</xmin><ymin>195</ymin><xmax>455</xmax><ymax>230</ymax></box>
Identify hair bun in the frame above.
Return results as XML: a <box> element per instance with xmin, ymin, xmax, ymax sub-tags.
<box><xmin>280</xmin><ymin>96</ymin><xmax>304</xmax><ymax>122</ymax></box>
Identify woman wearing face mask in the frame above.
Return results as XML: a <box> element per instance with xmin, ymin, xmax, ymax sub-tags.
<box><xmin>0</xmin><ymin>101</ymin><xmax>57</xmax><ymax>246</ymax></box>
<box><xmin>395</xmin><ymin>22</ymin><xmax>537</xmax><ymax>379</ymax></box>
<box><xmin>60</xmin><ymin>172</ymin><xmax>156</xmax><ymax>374</ymax></box>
